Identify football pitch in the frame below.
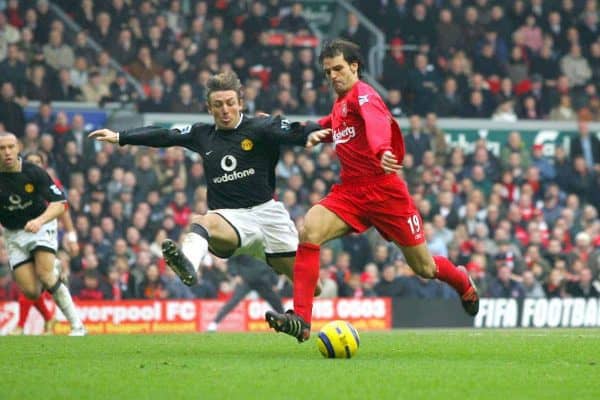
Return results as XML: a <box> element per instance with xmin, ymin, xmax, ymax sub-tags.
<box><xmin>2</xmin><ymin>329</ymin><xmax>599</xmax><ymax>400</ymax></box>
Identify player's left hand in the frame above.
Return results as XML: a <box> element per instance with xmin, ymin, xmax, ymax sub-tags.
<box><xmin>24</xmin><ymin>218</ymin><xmax>43</xmax><ymax>233</ymax></box>
<box><xmin>381</xmin><ymin>150</ymin><xmax>403</xmax><ymax>174</ymax></box>
<box><xmin>65</xmin><ymin>231</ymin><xmax>80</xmax><ymax>256</ymax></box>
<box><xmin>306</xmin><ymin>129</ymin><xmax>331</xmax><ymax>148</ymax></box>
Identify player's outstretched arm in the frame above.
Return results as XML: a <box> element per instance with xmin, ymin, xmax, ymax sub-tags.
<box><xmin>262</xmin><ymin>115</ymin><xmax>331</xmax><ymax>148</ymax></box>
<box><xmin>88</xmin><ymin>128</ymin><xmax>119</xmax><ymax>143</ymax></box>
<box><xmin>306</xmin><ymin>128</ymin><xmax>332</xmax><ymax>148</ymax></box>
<box><xmin>89</xmin><ymin>125</ymin><xmax>201</xmax><ymax>149</ymax></box>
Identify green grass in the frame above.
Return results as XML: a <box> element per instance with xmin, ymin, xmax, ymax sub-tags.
<box><xmin>2</xmin><ymin>330</ymin><xmax>600</xmax><ymax>400</ymax></box>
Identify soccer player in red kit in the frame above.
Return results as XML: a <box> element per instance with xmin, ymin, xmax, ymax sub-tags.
<box><xmin>266</xmin><ymin>39</ymin><xmax>479</xmax><ymax>342</ymax></box>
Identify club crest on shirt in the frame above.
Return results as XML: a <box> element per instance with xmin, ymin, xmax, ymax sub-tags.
<box><xmin>24</xmin><ymin>183</ymin><xmax>34</xmax><ymax>193</ymax></box>
<box><xmin>341</xmin><ymin>101</ymin><xmax>348</xmax><ymax>117</ymax></box>
<box><xmin>241</xmin><ymin>139</ymin><xmax>253</xmax><ymax>151</ymax></box>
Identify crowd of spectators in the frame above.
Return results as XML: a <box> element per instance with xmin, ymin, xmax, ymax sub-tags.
<box><xmin>361</xmin><ymin>0</ymin><xmax>600</xmax><ymax>119</ymax></box>
<box><xmin>2</xmin><ymin>1</ymin><xmax>600</xmax><ymax>121</ymax></box>
<box><xmin>0</xmin><ymin>0</ymin><xmax>333</xmax><ymax>121</ymax></box>
<box><xmin>1</xmin><ymin>1</ymin><xmax>600</xmax><ymax>304</ymax></box>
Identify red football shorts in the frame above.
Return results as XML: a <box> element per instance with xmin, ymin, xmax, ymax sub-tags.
<box><xmin>319</xmin><ymin>174</ymin><xmax>425</xmax><ymax>247</ymax></box>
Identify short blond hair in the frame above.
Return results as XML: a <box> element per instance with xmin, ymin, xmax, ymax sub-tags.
<box><xmin>206</xmin><ymin>71</ymin><xmax>243</xmax><ymax>102</ymax></box>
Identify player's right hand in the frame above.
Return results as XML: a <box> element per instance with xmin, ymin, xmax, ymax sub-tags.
<box><xmin>306</xmin><ymin>129</ymin><xmax>331</xmax><ymax>148</ymax></box>
<box><xmin>24</xmin><ymin>218</ymin><xmax>43</xmax><ymax>233</ymax></box>
<box><xmin>88</xmin><ymin>129</ymin><xmax>119</xmax><ymax>143</ymax></box>
<box><xmin>381</xmin><ymin>150</ymin><xmax>403</xmax><ymax>174</ymax></box>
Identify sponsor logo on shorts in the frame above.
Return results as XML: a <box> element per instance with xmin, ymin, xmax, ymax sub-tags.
<box><xmin>332</xmin><ymin>126</ymin><xmax>356</xmax><ymax>144</ymax></box>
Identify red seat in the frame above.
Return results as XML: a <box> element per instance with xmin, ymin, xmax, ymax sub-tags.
<box><xmin>249</xmin><ymin>66</ymin><xmax>272</xmax><ymax>89</ymax></box>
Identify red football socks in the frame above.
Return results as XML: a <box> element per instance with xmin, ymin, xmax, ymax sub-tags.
<box><xmin>17</xmin><ymin>293</ymin><xmax>54</xmax><ymax>327</ymax></box>
<box><xmin>34</xmin><ymin>294</ymin><xmax>54</xmax><ymax>321</ymax></box>
<box><xmin>293</xmin><ymin>242</ymin><xmax>321</xmax><ymax>325</ymax></box>
<box><xmin>17</xmin><ymin>294</ymin><xmax>33</xmax><ymax>328</ymax></box>
<box><xmin>433</xmin><ymin>255</ymin><xmax>471</xmax><ymax>295</ymax></box>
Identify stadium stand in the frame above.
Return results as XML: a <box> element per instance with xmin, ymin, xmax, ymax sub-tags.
<box><xmin>0</xmin><ymin>0</ymin><xmax>600</xmax><ymax>303</ymax></box>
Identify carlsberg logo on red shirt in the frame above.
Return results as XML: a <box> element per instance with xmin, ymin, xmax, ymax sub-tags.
<box><xmin>332</xmin><ymin>126</ymin><xmax>356</xmax><ymax>144</ymax></box>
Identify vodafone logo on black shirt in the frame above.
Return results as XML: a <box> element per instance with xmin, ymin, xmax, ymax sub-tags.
<box><xmin>213</xmin><ymin>154</ymin><xmax>256</xmax><ymax>184</ymax></box>
<box><xmin>332</xmin><ymin>126</ymin><xmax>356</xmax><ymax>144</ymax></box>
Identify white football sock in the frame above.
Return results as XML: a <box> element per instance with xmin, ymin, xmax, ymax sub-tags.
<box><xmin>182</xmin><ymin>232</ymin><xmax>209</xmax><ymax>272</ymax></box>
<box><xmin>52</xmin><ymin>283</ymin><xmax>84</xmax><ymax>330</ymax></box>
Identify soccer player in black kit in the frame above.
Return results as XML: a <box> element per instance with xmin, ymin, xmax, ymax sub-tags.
<box><xmin>89</xmin><ymin>71</ymin><xmax>330</xmax><ymax>292</ymax></box>
<box><xmin>0</xmin><ymin>132</ymin><xmax>85</xmax><ymax>335</ymax></box>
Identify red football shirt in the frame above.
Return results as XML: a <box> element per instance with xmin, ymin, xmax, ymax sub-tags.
<box><xmin>318</xmin><ymin>81</ymin><xmax>405</xmax><ymax>183</ymax></box>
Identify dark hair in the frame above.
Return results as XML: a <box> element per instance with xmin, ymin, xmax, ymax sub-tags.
<box><xmin>318</xmin><ymin>39</ymin><xmax>363</xmax><ymax>77</ymax></box>
<box><xmin>24</xmin><ymin>150</ymin><xmax>47</xmax><ymax>166</ymax></box>
<box><xmin>206</xmin><ymin>71</ymin><xmax>243</xmax><ymax>102</ymax></box>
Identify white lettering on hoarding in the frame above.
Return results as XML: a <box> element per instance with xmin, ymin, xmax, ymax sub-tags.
<box><xmin>166</xmin><ymin>302</ymin><xmax>196</xmax><ymax>321</ymax></box>
<box><xmin>54</xmin><ymin>302</ymin><xmax>197</xmax><ymax>325</ymax></box>
<box><xmin>247</xmin><ymin>298</ymin><xmax>386</xmax><ymax>320</ymax></box>
<box><xmin>474</xmin><ymin>299</ymin><xmax>518</xmax><ymax>328</ymax></box>
<box><xmin>336</xmin><ymin>299</ymin><xmax>386</xmax><ymax>319</ymax></box>
<box><xmin>485</xmin><ymin>298</ymin><xmax>600</xmax><ymax>328</ymax></box>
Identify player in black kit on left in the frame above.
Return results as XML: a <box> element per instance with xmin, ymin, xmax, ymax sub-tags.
<box><xmin>89</xmin><ymin>71</ymin><xmax>330</xmax><ymax>294</ymax></box>
<box><xmin>0</xmin><ymin>132</ymin><xmax>85</xmax><ymax>335</ymax></box>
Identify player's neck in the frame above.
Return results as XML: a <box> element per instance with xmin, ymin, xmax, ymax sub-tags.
<box><xmin>216</xmin><ymin>113</ymin><xmax>244</xmax><ymax>131</ymax></box>
<box><xmin>335</xmin><ymin>79</ymin><xmax>359</xmax><ymax>98</ymax></box>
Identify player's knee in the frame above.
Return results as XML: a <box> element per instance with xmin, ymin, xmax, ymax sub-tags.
<box><xmin>190</xmin><ymin>214</ymin><xmax>207</xmax><ymax>227</ymax></box>
<box><xmin>298</xmin><ymin>226</ymin><xmax>322</xmax><ymax>244</ymax></box>
<box><xmin>418</xmin><ymin>262</ymin><xmax>437</xmax><ymax>279</ymax></box>
<box><xmin>410</xmin><ymin>261</ymin><xmax>436</xmax><ymax>279</ymax></box>
<box><xmin>37</xmin><ymin>270</ymin><xmax>58</xmax><ymax>289</ymax></box>
<box><xmin>21</xmin><ymin>287</ymin><xmax>40</xmax><ymax>300</ymax></box>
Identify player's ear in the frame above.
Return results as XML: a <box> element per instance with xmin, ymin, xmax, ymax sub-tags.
<box><xmin>206</xmin><ymin>102</ymin><xmax>212</xmax><ymax>114</ymax></box>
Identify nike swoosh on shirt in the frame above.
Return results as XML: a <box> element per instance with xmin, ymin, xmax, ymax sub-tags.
<box><xmin>205</xmin><ymin>151</ymin><xmax>213</xmax><ymax>156</ymax></box>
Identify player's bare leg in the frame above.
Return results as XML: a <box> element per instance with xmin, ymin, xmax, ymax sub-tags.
<box><xmin>34</xmin><ymin>250</ymin><xmax>86</xmax><ymax>335</ymax></box>
<box><xmin>266</xmin><ymin>205</ymin><xmax>349</xmax><ymax>342</ymax></box>
<box><xmin>13</xmin><ymin>262</ymin><xmax>42</xmax><ymax>300</ymax></box>
<box><xmin>399</xmin><ymin>243</ymin><xmax>479</xmax><ymax>316</ymax></box>
<box><xmin>266</xmin><ymin>256</ymin><xmax>322</xmax><ymax>296</ymax></box>
<box><xmin>163</xmin><ymin>213</ymin><xmax>238</xmax><ymax>286</ymax></box>
<box><xmin>11</xmin><ymin>263</ymin><xmax>41</xmax><ymax>335</ymax></box>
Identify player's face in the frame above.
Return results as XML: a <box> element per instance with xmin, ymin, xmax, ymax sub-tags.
<box><xmin>25</xmin><ymin>154</ymin><xmax>43</xmax><ymax>167</ymax></box>
<box><xmin>322</xmin><ymin>54</ymin><xmax>359</xmax><ymax>96</ymax></box>
<box><xmin>0</xmin><ymin>134</ymin><xmax>19</xmax><ymax>171</ymax></box>
<box><xmin>207</xmin><ymin>90</ymin><xmax>243</xmax><ymax>130</ymax></box>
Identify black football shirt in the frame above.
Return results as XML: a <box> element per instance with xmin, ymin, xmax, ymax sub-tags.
<box><xmin>119</xmin><ymin>115</ymin><xmax>320</xmax><ymax>209</ymax></box>
<box><xmin>0</xmin><ymin>161</ymin><xmax>66</xmax><ymax>230</ymax></box>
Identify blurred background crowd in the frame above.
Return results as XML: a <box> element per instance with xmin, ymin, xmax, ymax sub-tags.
<box><xmin>1</xmin><ymin>0</ymin><xmax>600</xmax><ymax>303</ymax></box>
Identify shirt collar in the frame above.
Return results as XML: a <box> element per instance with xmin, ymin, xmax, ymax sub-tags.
<box><xmin>215</xmin><ymin>113</ymin><xmax>244</xmax><ymax>131</ymax></box>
